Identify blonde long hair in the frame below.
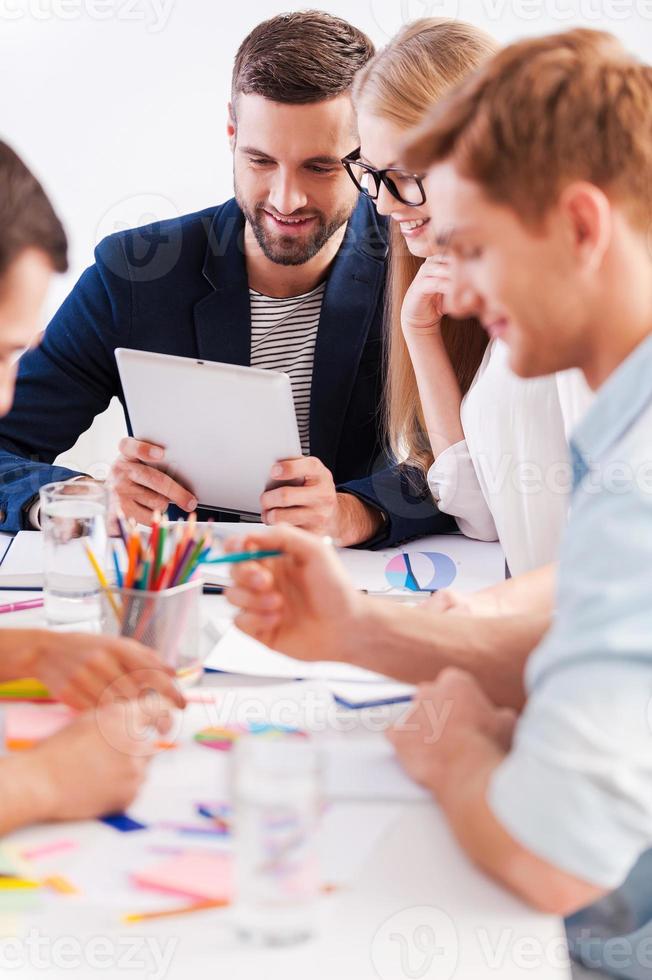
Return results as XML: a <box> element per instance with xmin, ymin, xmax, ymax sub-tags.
<box><xmin>353</xmin><ymin>19</ymin><xmax>498</xmax><ymax>473</ymax></box>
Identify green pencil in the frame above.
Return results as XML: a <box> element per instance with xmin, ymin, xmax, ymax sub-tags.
<box><xmin>201</xmin><ymin>550</ymin><xmax>283</xmax><ymax>565</ymax></box>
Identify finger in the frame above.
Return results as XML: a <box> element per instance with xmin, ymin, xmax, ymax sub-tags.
<box><xmin>270</xmin><ymin>456</ymin><xmax>326</xmax><ymax>484</ymax></box>
<box><xmin>425</xmin><ymin>590</ymin><xmax>458</xmax><ymax>613</ymax></box>
<box><xmin>261</xmin><ymin>483</ymin><xmax>328</xmax><ymax>513</ymax></box>
<box><xmin>58</xmin><ymin>664</ymin><xmax>110</xmax><ymax>711</ymax></box>
<box><xmin>117</xmin><ymin>499</ymin><xmax>157</xmax><ymax>527</ymax></box>
<box><xmin>113</xmin><ymin>476</ymin><xmax>169</xmax><ymax>514</ymax></box>
<box><xmin>118</xmin><ymin>647</ymin><xmax>187</xmax><ymax>709</ymax></box>
<box><xmin>235</xmin><ymin>610</ymin><xmax>281</xmax><ymax>640</ymax></box>
<box><xmin>229</xmin><ymin>562</ymin><xmax>274</xmax><ymax>590</ymax></box>
<box><xmin>118</xmin><ymin>437</ymin><xmax>166</xmax><ymax>464</ymax></box>
<box><xmin>494</xmin><ymin>708</ymin><xmax>517</xmax><ymax>750</ymax></box>
<box><xmin>132</xmin><ymin>486</ymin><xmax>171</xmax><ymax>513</ymax></box>
<box><xmin>124</xmin><ymin>462</ymin><xmax>197</xmax><ymax>511</ymax></box>
<box><xmin>226</xmin><ymin>585</ymin><xmax>283</xmax><ymax>613</ymax></box>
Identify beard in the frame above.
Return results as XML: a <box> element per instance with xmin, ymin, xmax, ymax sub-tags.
<box><xmin>235</xmin><ymin>186</ymin><xmax>355</xmax><ymax>267</ymax></box>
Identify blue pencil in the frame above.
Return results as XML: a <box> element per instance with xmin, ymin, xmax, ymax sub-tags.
<box><xmin>112</xmin><ymin>547</ymin><xmax>124</xmax><ymax>588</ymax></box>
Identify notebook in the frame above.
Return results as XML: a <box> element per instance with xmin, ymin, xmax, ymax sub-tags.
<box><xmin>0</xmin><ymin>532</ymin><xmax>44</xmax><ymax>589</ymax></box>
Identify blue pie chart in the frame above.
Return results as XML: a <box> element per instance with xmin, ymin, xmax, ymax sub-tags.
<box><xmin>385</xmin><ymin>552</ymin><xmax>457</xmax><ymax>592</ymax></box>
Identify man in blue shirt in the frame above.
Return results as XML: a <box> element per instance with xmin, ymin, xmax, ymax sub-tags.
<box><xmin>0</xmin><ymin>11</ymin><xmax>451</xmax><ymax>547</ymax></box>
<box><xmin>224</xmin><ymin>27</ymin><xmax>652</xmax><ymax>934</ymax></box>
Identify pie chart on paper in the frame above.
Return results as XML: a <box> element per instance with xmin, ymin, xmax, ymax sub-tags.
<box><xmin>385</xmin><ymin>552</ymin><xmax>458</xmax><ymax>592</ymax></box>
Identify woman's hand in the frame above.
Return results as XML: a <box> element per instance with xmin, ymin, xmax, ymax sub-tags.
<box><xmin>1</xmin><ymin>629</ymin><xmax>186</xmax><ymax>710</ymax></box>
<box><xmin>401</xmin><ymin>255</ymin><xmax>451</xmax><ymax>337</ymax></box>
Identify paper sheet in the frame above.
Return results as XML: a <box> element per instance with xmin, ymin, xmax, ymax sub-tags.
<box><xmin>204</xmin><ymin>625</ymin><xmax>392</xmax><ymax>683</ymax></box>
<box><xmin>321</xmin><ymin>737</ymin><xmax>430</xmax><ymax>803</ymax></box>
<box><xmin>338</xmin><ymin>534</ymin><xmax>505</xmax><ymax>595</ymax></box>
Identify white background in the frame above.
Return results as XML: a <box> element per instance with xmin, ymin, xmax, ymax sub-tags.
<box><xmin>1</xmin><ymin>0</ymin><xmax>650</xmax><ymax>475</ymax></box>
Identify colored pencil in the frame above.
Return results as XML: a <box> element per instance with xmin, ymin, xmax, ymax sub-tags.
<box><xmin>122</xmin><ymin>899</ymin><xmax>229</xmax><ymax>924</ymax></box>
<box><xmin>201</xmin><ymin>550</ymin><xmax>283</xmax><ymax>565</ymax></box>
<box><xmin>84</xmin><ymin>544</ymin><xmax>121</xmax><ymax>621</ymax></box>
<box><xmin>111</xmin><ymin>547</ymin><xmax>123</xmax><ymax>589</ymax></box>
<box><xmin>0</xmin><ymin>598</ymin><xmax>44</xmax><ymax>615</ymax></box>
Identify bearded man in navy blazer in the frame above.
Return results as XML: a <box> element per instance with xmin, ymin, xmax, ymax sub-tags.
<box><xmin>0</xmin><ymin>11</ymin><xmax>453</xmax><ymax>547</ymax></box>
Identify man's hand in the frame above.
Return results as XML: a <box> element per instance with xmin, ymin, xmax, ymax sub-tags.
<box><xmin>11</xmin><ymin>629</ymin><xmax>186</xmax><ymax>711</ymax></box>
<box><xmin>22</xmin><ymin>698</ymin><xmax>174</xmax><ymax>822</ymax></box>
<box><xmin>260</xmin><ymin>457</ymin><xmax>383</xmax><ymax>545</ymax></box>
<box><xmin>388</xmin><ymin>669</ymin><xmax>516</xmax><ymax>797</ymax></box>
<box><xmin>225</xmin><ymin>525</ymin><xmax>366</xmax><ymax>661</ymax></box>
<box><xmin>110</xmin><ymin>437</ymin><xmax>197</xmax><ymax>525</ymax></box>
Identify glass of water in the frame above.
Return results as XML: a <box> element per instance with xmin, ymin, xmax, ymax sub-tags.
<box><xmin>231</xmin><ymin>734</ymin><xmax>322</xmax><ymax>946</ymax></box>
<box><xmin>40</xmin><ymin>480</ymin><xmax>109</xmax><ymax>630</ymax></box>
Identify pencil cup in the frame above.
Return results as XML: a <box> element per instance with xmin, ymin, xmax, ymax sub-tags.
<box><xmin>101</xmin><ymin>579</ymin><xmax>204</xmax><ymax>687</ymax></box>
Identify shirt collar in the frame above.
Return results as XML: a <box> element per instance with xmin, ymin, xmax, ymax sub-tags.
<box><xmin>571</xmin><ymin>331</ymin><xmax>652</xmax><ymax>489</ymax></box>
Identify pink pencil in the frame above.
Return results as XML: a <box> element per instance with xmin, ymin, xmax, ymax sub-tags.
<box><xmin>0</xmin><ymin>598</ymin><xmax>44</xmax><ymax>615</ymax></box>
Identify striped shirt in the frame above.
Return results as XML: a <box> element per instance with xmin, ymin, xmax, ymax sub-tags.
<box><xmin>249</xmin><ymin>282</ymin><xmax>326</xmax><ymax>456</ymax></box>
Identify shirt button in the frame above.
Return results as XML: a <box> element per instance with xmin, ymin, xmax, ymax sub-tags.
<box><xmin>0</xmin><ymin>510</ymin><xmax>6</xmax><ymax>524</ymax></box>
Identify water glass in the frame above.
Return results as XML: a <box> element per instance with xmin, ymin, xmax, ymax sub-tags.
<box><xmin>40</xmin><ymin>480</ymin><xmax>109</xmax><ymax>630</ymax></box>
<box><xmin>231</xmin><ymin>734</ymin><xmax>322</xmax><ymax>946</ymax></box>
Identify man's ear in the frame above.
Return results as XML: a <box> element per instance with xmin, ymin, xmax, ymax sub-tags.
<box><xmin>227</xmin><ymin>101</ymin><xmax>236</xmax><ymax>152</ymax></box>
<box><xmin>560</xmin><ymin>181</ymin><xmax>612</xmax><ymax>274</ymax></box>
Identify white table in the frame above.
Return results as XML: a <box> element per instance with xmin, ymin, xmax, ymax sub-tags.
<box><xmin>0</xmin><ymin>532</ymin><xmax>570</xmax><ymax>979</ymax></box>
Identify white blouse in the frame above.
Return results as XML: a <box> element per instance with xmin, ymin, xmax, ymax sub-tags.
<box><xmin>427</xmin><ymin>339</ymin><xmax>592</xmax><ymax>577</ymax></box>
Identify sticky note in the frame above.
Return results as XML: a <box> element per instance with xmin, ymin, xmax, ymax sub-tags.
<box><xmin>100</xmin><ymin>813</ymin><xmax>148</xmax><ymax>833</ymax></box>
<box><xmin>132</xmin><ymin>852</ymin><xmax>233</xmax><ymax>902</ymax></box>
<box><xmin>193</xmin><ymin>723</ymin><xmax>306</xmax><ymax>752</ymax></box>
<box><xmin>5</xmin><ymin>705</ymin><xmax>74</xmax><ymax>749</ymax></box>
<box><xmin>0</xmin><ymin>679</ymin><xmax>52</xmax><ymax>702</ymax></box>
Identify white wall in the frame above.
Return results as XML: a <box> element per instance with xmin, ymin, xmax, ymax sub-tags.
<box><xmin>1</xmin><ymin>0</ymin><xmax>650</xmax><ymax>475</ymax></box>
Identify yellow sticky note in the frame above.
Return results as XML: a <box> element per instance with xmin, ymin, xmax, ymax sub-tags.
<box><xmin>0</xmin><ymin>679</ymin><xmax>51</xmax><ymax>701</ymax></box>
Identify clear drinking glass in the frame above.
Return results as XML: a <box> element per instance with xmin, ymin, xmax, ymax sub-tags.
<box><xmin>40</xmin><ymin>480</ymin><xmax>109</xmax><ymax>630</ymax></box>
<box><xmin>231</xmin><ymin>735</ymin><xmax>322</xmax><ymax>946</ymax></box>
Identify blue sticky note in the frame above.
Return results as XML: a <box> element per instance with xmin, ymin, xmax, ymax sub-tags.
<box><xmin>100</xmin><ymin>812</ymin><xmax>147</xmax><ymax>833</ymax></box>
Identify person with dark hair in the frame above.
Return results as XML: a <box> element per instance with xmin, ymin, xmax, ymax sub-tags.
<box><xmin>0</xmin><ymin>12</ymin><xmax>454</xmax><ymax>547</ymax></box>
<box><xmin>0</xmin><ymin>139</ymin><xmax>184</xmax><ymax>834</ymax></box>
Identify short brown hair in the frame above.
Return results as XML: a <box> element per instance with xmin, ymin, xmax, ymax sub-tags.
<box><xmin>231</xmin><ymin>10</ymin><xmax>375</xmax><ymax>108</ymax></box>
<box><xmin>402</xmin><ymin>28</ymin><xmax>652</xmax><ymax>229</ymax></box>
<box><xmin>0</xmin><ymin>140</ymin><xmax>68</xmax><ymax>278</ymax></box>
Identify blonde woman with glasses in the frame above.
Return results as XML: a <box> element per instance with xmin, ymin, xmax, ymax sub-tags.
<box><xmin>345</xmin><ymin>18</ymin><xmax>591</xmax><ymax>577</ymax></box>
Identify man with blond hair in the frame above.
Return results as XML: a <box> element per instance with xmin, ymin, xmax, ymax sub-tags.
<box><xmin>225</xmin><ymin>29</ymin><xmax>652</xmax><ymax>956</ymax></box>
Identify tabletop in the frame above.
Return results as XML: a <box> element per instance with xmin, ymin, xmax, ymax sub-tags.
<box><xmin>0</xmin><ymin>530</ymin><xmax>570</xmax><ymax>979</ymax></box>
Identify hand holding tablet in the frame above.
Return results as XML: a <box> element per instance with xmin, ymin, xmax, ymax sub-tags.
<box><xmin>114</xmin><ymin>349</ymin><xmax>305</xmax><ymax>522</ymax></box>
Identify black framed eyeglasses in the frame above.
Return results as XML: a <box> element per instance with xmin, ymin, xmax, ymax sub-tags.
<box><xmin>342</xmin><ymin>148</ymin><xmax>427</xmax><ymax>207</ymax></box>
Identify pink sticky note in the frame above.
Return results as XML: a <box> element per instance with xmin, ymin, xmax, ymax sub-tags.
<box><xmin>5</xmin><ymin>705</ymin><xmax>75</xmax><ymax>744</ymax></box>
<box><xmin>132</xmin><ymin>852</ymin><xmax>233</xmax><ymax>902</ymax></box>
<box><xmin>20</xmin><ymin>839</ymin><xmax>78</xmax><ymax>862</ymax></box>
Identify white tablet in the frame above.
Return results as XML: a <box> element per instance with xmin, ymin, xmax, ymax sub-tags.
<box><xmin>115</xmin><ymin>348</ymin><xmax>302</xmax><ymax>516</ymax></box>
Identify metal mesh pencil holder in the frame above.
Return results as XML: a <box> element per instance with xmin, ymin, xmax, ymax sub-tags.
<box><xmin>101</xmin><ymin>579</ymin><xmax>204</xmax><ymax>686</ymax></box>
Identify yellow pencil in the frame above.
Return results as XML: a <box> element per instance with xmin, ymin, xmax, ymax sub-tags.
<box><xmin>0</xmin><ymin>878</ymin><xmax>41</xmax><ymax>890</ymax></box>
<box><xmin>84</xmin><ymin>544</ymin><xmax>121</xmax><ymax>621</ymax></box>
<box><xmin>121</xmin><ymin>898</ymin><xmax>229</xmax><ymax>923</ymax></box>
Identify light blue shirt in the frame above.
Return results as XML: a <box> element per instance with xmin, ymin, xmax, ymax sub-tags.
<box><xmin>490</xmin><ymin>333</ymin><xmax>652</xmax><ymax>888</ymax></box>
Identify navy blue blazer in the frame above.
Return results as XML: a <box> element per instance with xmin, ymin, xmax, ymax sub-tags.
<box><xmin>0</xmin><ymin>196</ymin><xmax>454</xmax><ymax>544</ymax></box>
